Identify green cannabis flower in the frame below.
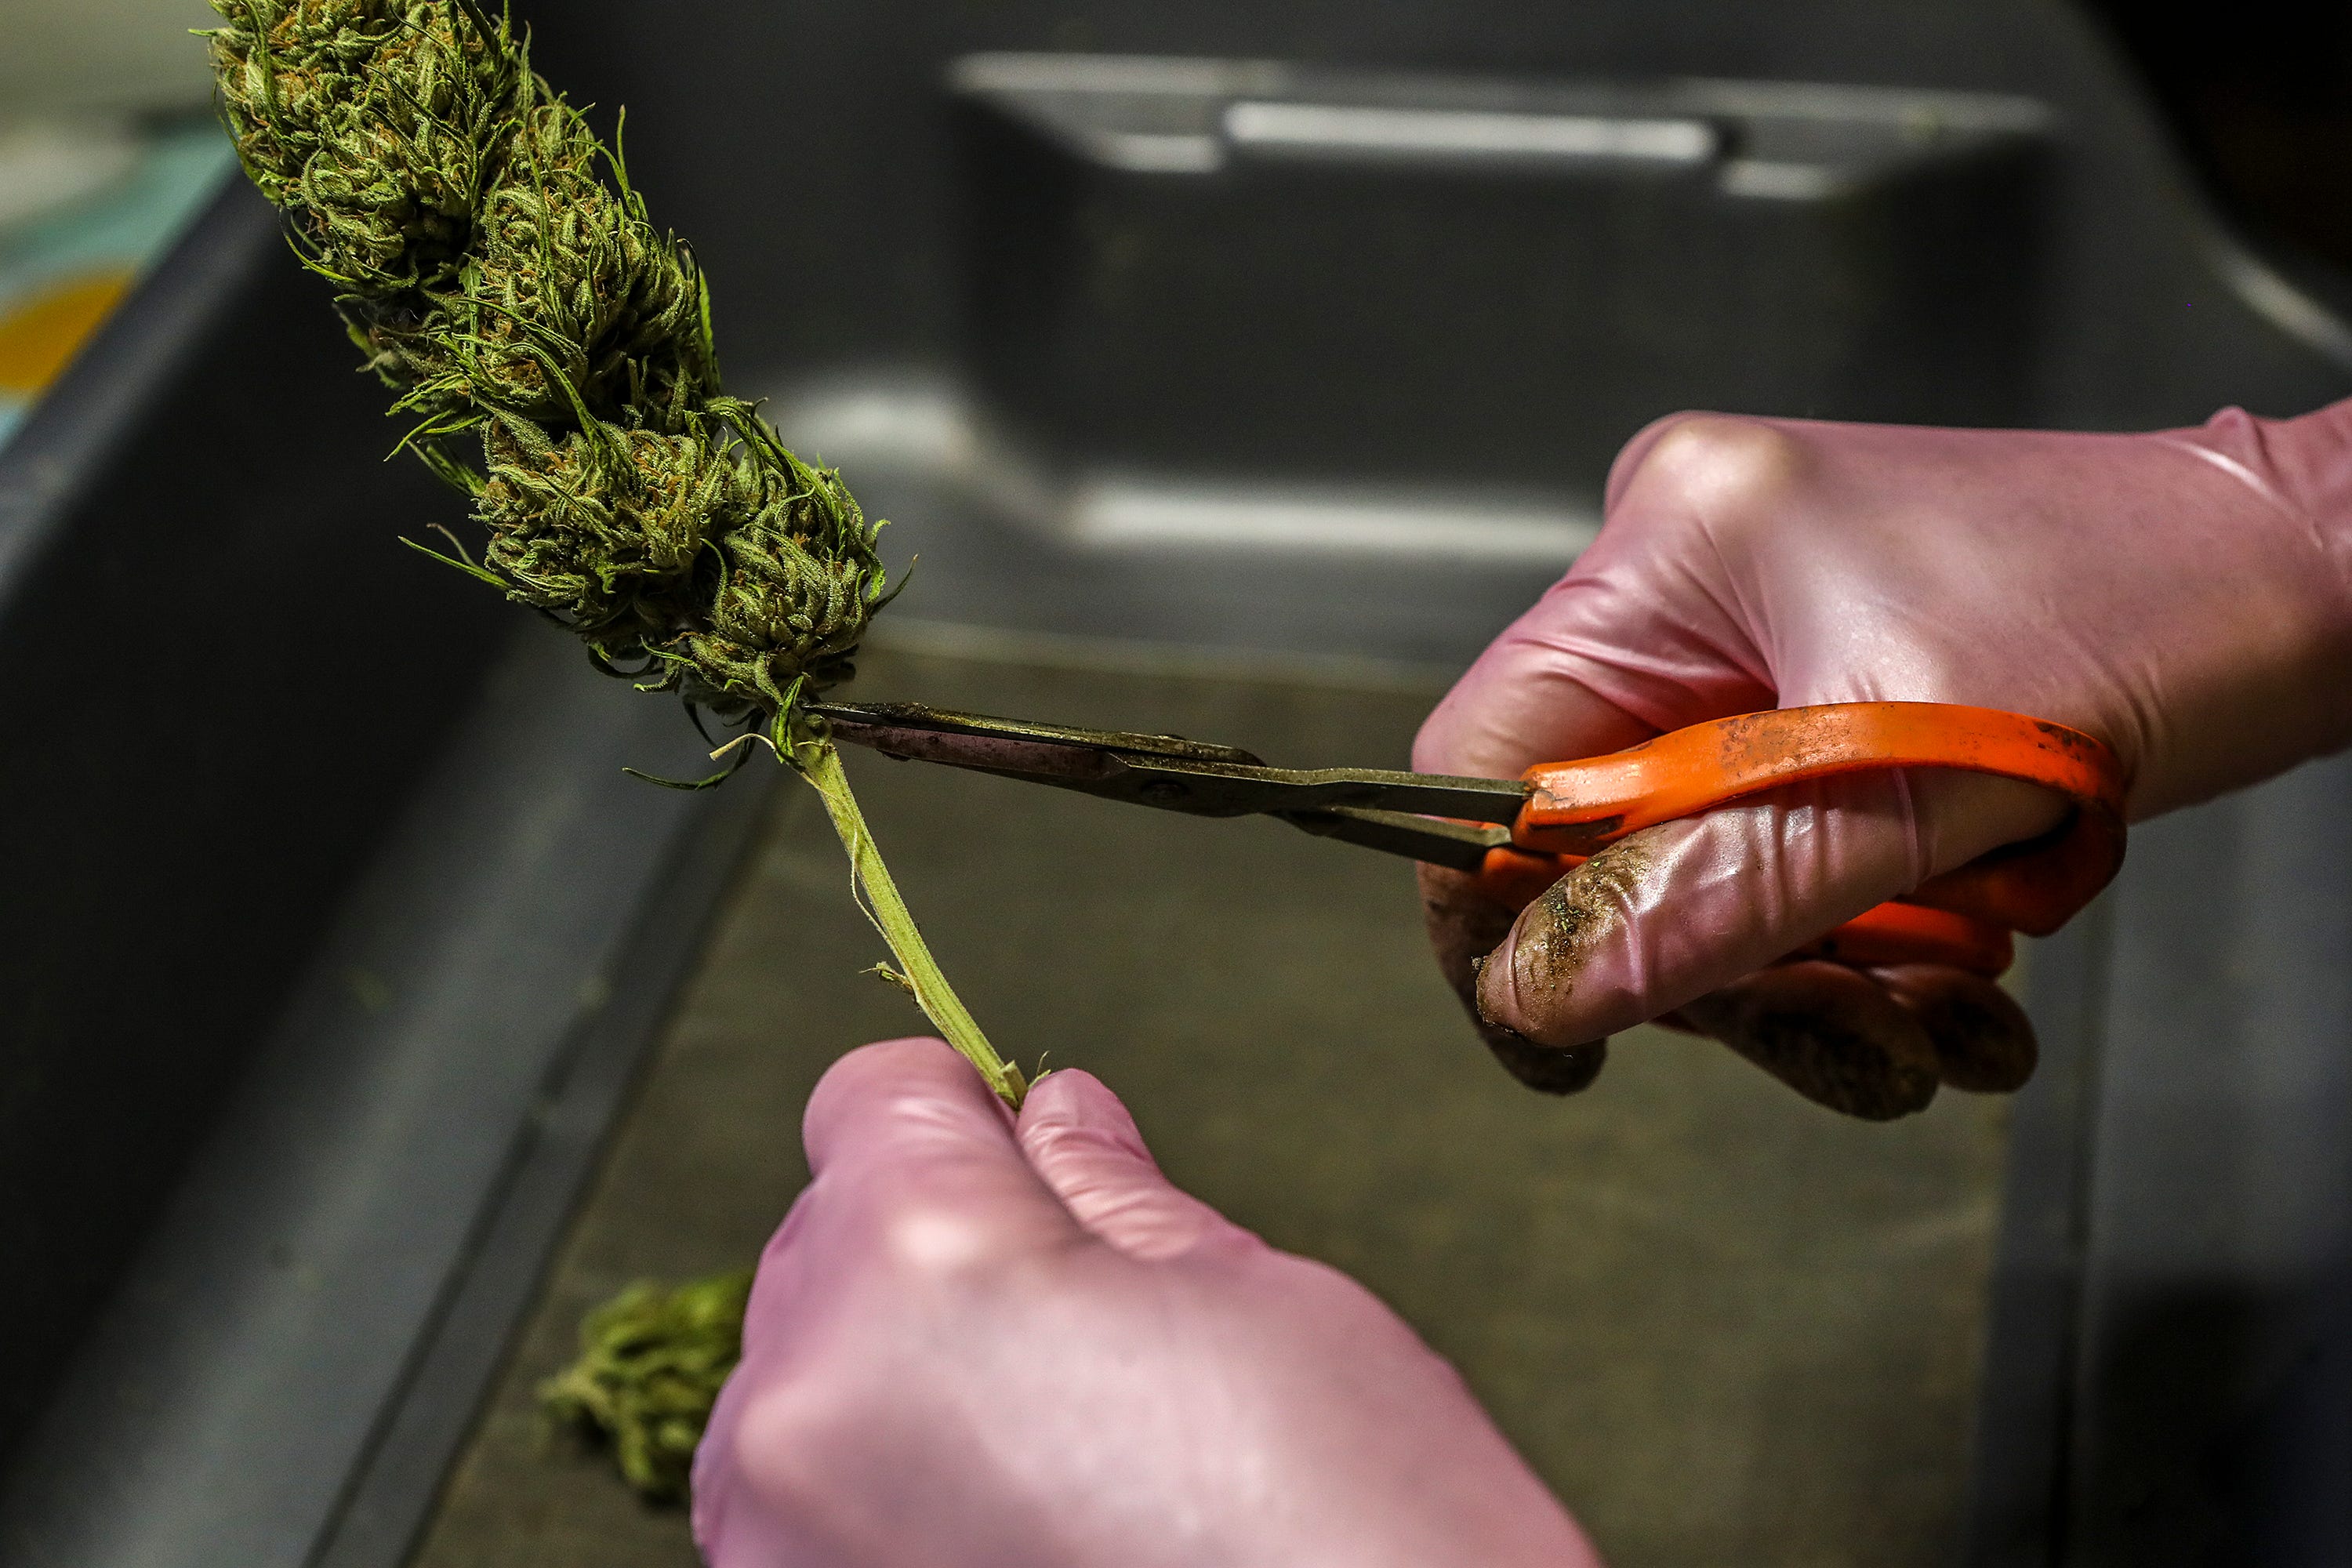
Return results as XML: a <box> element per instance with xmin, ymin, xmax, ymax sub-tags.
<box><xmin>470</xmin><ymin>408</ymin><xmax>879</xmax><ymax>699</ymax></box>
<box><xmin>206</xmin><ymin>0</ymin><xmax>1025</xmax><ymax>1097</ymax></box>
<box><xmin>206</xmin><ymin>0</ymin><xmax>888</xmax><ymax>728</ymax></box>
<box><xmin>208</xmin><ymin>5</ymin><xmax>1033</xmax><ymax>1492</ymax></box>
<box><xmin>539</xmin><ymin>1270</ymin><xmax>753</xmax><ymax>1505</ymax></box>
<box><xmin>209</xmin><ymin>0</ymin><xmax>518</xmax><ymax>298</ymax></box>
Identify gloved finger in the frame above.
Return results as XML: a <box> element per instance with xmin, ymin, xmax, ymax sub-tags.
<box><xmin>1409</xmin><ymin>579</ymin><xmax>1701</xmax><ymax>1099</ymax></box>
<box><xmin>1675</xmin><ymin>961</ymin><xmax>1943</xmax><ymax>1120</ymax></box>
<box><xmin>699</xmin><ymin>1044</ymin><xmax>1089</xmax><ymax>1563</ymax></box>
<box><xmin>1472</xmin><ymin>767</ymin><xmax>2062</xmax><ymax>1051</ymax></box>
<box><xmin>793</xmin><ymin>1036</ymin><xmax>1085</xmax><ymax>1270</ymax></box>
<box><xmin>1414</xmin><ymin>422</ymin><xmax>1802</xmax><ymax>784</ymax></box>
<box><xmin>1417</xmin><ymin>863</ymin><xmax>1606</xmax><ymax>1094</ymax></box>
<box><xmin>1871</xmin><ymin>963</ymin><xmax>2040</xmax><ymax>1092</ymax></box>
<box><xmin>1015</xmin><ymin>1069</ymin><xmax>1254</xmax><ymax>1263</ymax></box>
<box><xmin>1414</xmin><ymin>644</ymin><xmax>1660</xmax><ymax>782</ymax></box>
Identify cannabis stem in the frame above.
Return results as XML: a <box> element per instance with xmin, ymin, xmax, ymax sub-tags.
<box><xmin>789</xmin><ymin>735</ymin><xmax>1026</xmax><ymax>1108</ymax></box>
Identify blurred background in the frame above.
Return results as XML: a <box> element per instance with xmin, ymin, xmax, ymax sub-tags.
<box><xmin>0</xmin><ymin>0</ymin><xmax>223</xmax><ymax>446</ymax></box>
<box><xmin>2</xmin><ymin>3</ymin><xmax>2350</xmax><ymax>1567</ymax></box>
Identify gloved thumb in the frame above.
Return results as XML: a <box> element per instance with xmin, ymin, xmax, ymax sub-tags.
<box><xmin>1017</xmin><ymin>1070</ymin><xmax>1253</xmax><ymax>1264</ymax></box>
<box><xmin>1474</xmin><ymin>767</ymin><xmax>2060</xmax><ymax>1054</ymax></box>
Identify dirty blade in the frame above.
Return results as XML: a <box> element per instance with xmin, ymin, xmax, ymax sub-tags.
<box><xmin>804</xmin><ymin>700</ymin><xmax>1530</xmax><ymax>844</ymax></box>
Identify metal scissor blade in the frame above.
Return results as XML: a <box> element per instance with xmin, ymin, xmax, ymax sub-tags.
<box><xmin>807</xmin><ymin>699</ymin><xmax>1530</xmax><ymax>829</ymax></box>
<box><xmin>807</xmin><ymin>699</ymin><xmax>1270</xmax><ymax>766</ymax></box>
<box><xmin>808</xmin><ymin>703</ymin><xmax>1131</xmax><ymax>789</ymax></box>
<box><xmin>1277</xmin><ymin>807</ymin><xmax>1512</xmax><ymax>872</ymax></box>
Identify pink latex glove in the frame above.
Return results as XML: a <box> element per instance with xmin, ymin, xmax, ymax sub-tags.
<box><xmin>691</xmin><ymin>1037</ymin><xmax>1600</xmax><ymax>1568</ymax></box>
<box><xmin>1416</xmin><ymin>403</ymin><xmax>2352</xmax><ymax>1117</ymax></box>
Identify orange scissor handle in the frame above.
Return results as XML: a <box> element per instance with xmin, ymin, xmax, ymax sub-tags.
<box><xmin>1474</xmin><ymin>702</ymin><xmax>2128</xmax><ymax>978</ymax></box>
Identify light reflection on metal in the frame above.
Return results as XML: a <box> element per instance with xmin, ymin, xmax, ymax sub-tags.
<box><xmin>1224</xmin><ymin>100</ymin><xmax>1717</xmax><ymax>165</ymax></box>
<box><xmin>773</xmin><ymin>373</ymin><xmax>1599</xmax><ymax>567</ymax></box>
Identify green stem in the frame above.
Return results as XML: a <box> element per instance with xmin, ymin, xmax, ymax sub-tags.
<box><xmin>789</xmin><ymin>734</ymin><xmax>1027</xmax><ymax>1108</ymax></box>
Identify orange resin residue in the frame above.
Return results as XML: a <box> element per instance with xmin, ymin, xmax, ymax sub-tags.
<box><xmin>0</xmin><ymin>271</ymin><xmax>132</xmax><ymax>396</ymax></box>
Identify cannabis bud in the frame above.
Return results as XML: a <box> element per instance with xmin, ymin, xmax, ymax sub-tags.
<box><xmin>205</xmin><ymin>0</ymin><xmax>891</xmax><ymax>729</ymax></box>
<box><xmin>538</xmin><ymin>1270</ymin><xmax>753</xmax><ymax>1504</ymax></box>
<box><xmin>204</xmin><ymin>0</ymin><xmax>1028</xmax><ymax>1508</ymax></box>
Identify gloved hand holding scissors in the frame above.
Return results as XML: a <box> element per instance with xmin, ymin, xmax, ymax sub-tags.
<box><xmin>1417</xmin><ymin>402</ymin><xmax>2352</xmax><ymax>1116</ymax></box>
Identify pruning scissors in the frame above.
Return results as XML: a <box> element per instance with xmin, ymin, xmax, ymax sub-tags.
<box><xmin>804</xmin><ymin>699</ymin><xmax>2128</xmax><ymax>979</ymax></box>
